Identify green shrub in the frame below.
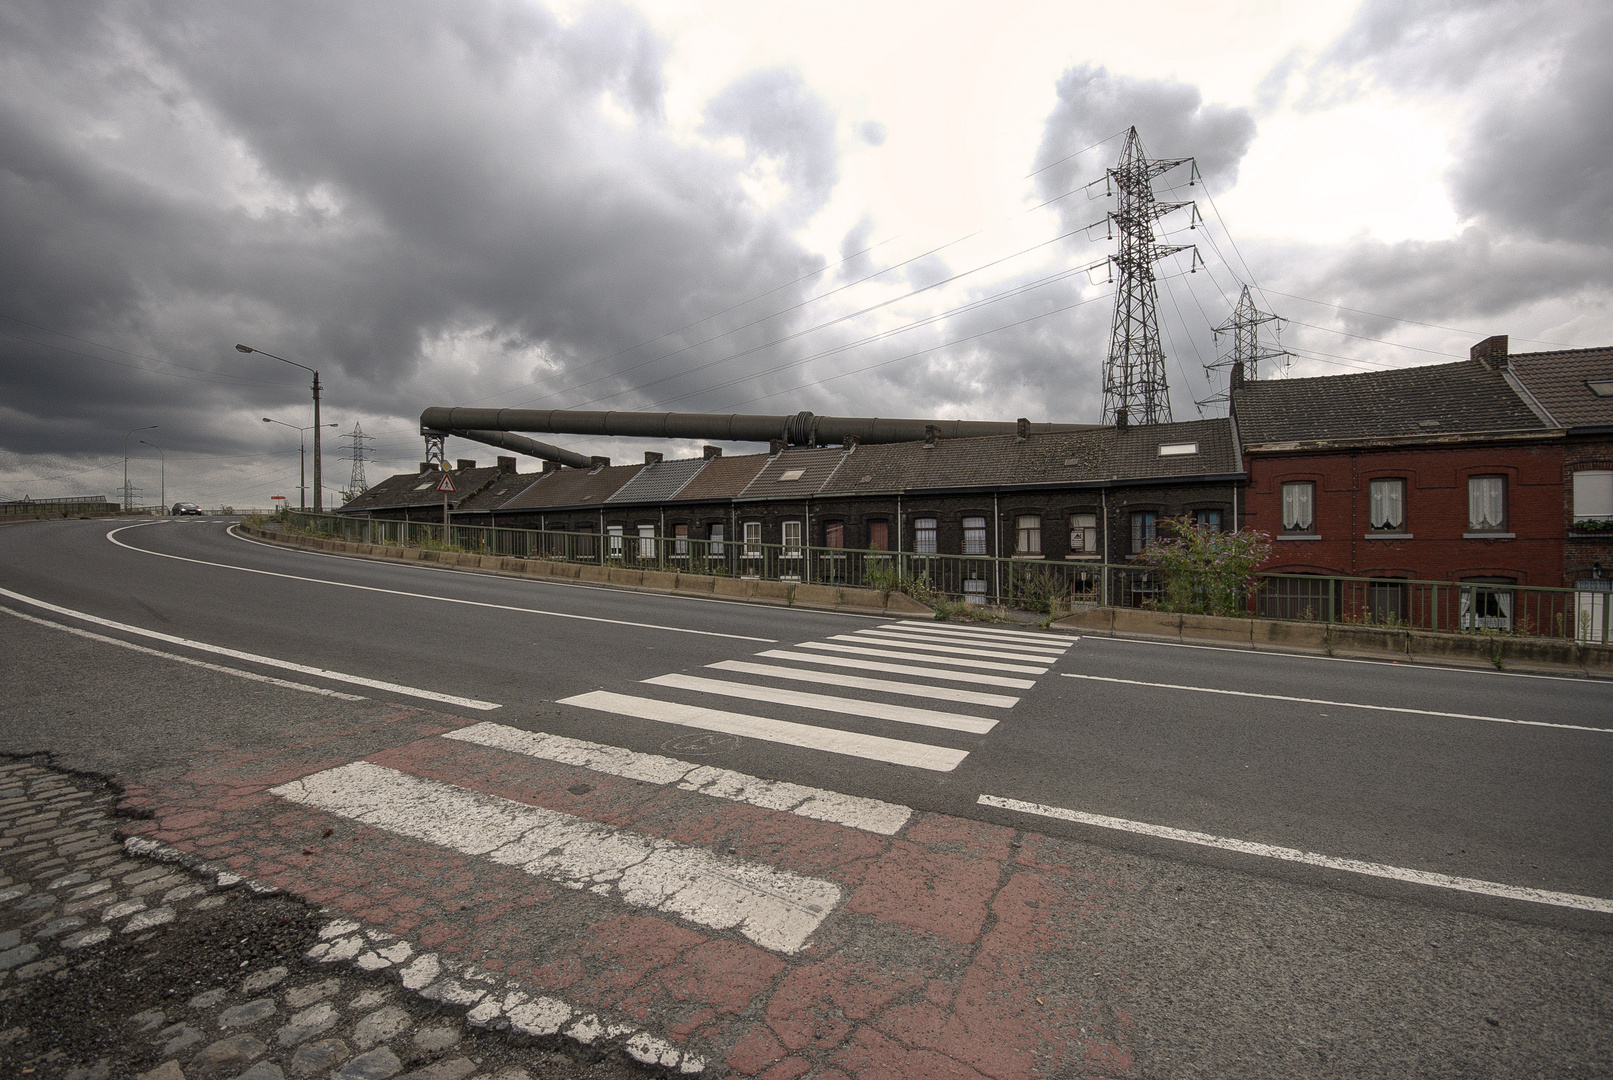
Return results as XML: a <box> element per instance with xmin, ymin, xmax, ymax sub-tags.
<box><xmin>1135</xmin><ymin>517</ymin><xmax>1272</xmax><ymax>617</ymax></box>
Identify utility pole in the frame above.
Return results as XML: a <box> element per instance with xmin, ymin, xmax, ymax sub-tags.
<box><xmin>1101</xmin><ymin>127</ymin><xmax>1202</xmax><ymax>426</ymax></box>
<box><xmin>1203</xmin><ymin>284</ymin><xmax>1288</xmax><ymax>406</ymax></box>
<box><xmin>236</xmin><ymin>344</ymin><xmax>325</xmax><ymax>511</ymax></box>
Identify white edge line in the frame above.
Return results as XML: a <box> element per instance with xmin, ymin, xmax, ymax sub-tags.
<box><xmin>977</xmin><ymin>794</ymin><xmax>1613</xmax><ymax>914</ymax></box>
<box><xmin>104</xmin><ymin>522</ymin><xmax>775</xmax><ymax>643</ymax></box>
<box><xmin>1075</xmin><ymin>632</ymin><xmax>1607</xmax><ymax>684</ymax></box>
<box><xmin>1060</xmin><ymin>672</ymin><xmax>1610</xmax><ymax>733</ymax></box>
<box><xmin>0</xmin><ymin>605</ymin><xmax>367</xmax><ymax>701</ymax></box>
<box><xmin>0</xmin><ymin>585</ymin><xmax>499</xmax><ymax>711</ymax></box>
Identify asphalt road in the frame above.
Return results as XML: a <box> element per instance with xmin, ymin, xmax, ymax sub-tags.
<box><xmin>2</xmin><ymin>516</ymin><xmax>1611</xmax><ymax>1077</ymax></box>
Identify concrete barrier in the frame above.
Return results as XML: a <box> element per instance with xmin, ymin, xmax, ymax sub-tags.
<box><xmin>884</xmin><ymin>592</ymin><xmax>934</xmax><ymax>615</ymax></box>
<box><xmin>1251</xmin><ymin>619</ymin><xmax>1327</xmax><ymax>654</ymax></box>
<box><xmin>793</xmin><ymin>584</ymin><xmax>842</xmax><ymax>609</ymax></box>
<box><xmin>674</xmin><ymin>574</ymin><xmax>715</xmax><ymax>596</ymax></box>
<box><xmin>1180</xmin><ymin>613</ymin><xmax>1253</xmax><ymax>646</ymax></box>
<box><xmin>1111</xmin><ymin>609</ymin><xmax>1182</xmax><ymax>640</ymax></box>
<box><xmin>1326</xmin><ymin>624</ymin><xmax>1407</xmax><ymax>658</ymax></box>
<box><xmin>640</xmin><ymin>570</ymin><xmax>677</xmax><ymax>592</ymax></box>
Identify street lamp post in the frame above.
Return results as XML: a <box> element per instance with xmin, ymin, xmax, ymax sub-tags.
<box><xmin>237</xmin><ymin>344</ymin><xmax>325</xmax><ymax>511</ymax></box>
<box><xmin>140</xmin><ymin>439</ymin><xmax>164</xmax><ymax>511</ymax></box>
<box><xmin>123</xmin><ymin>425</ymin><xmax>157</xmax><ymax>511</ymax></box>
<box><xmin>264</xmin><ymin>418</ymin><xmax>336</xmax><ymax>511</ymax></box>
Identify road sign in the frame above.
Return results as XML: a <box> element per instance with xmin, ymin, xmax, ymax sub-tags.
<box><xmin>436</xmin><ymin>473</ymin><xmax>457</xmax><ymax>493</ymax></box>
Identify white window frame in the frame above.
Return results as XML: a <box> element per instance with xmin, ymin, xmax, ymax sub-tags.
<box><xmin>1281</xmin><ymin>481</ymin><xmax>1316</xmax><ymax>533</ymax></box>
<box><xmin>1368</xmin><ymin>478</ymin><xmax>1405</xmax><ymax>532</ymax></box>
<box><xmin>1573</xmin><ymin>471</ymin><xmax>1613</xmax><ymax>521</ymax></box>
<box><xmin>1016</xmin><ymin>515</ymin><xmax>1042</xmax><ymax>557</ymax></box>
<box><xmin>637</xmin><ymin>524</ymin><xmax>655</xmax><ymax>559</ymax></box>
<box><xmin>606</xmin><ymin>524</ymin><xmax>623</xmax><ymax>558</ymax></box>
<box><xmin>782</xmin><ymin>520</ymin><xmax>802</xmax><ymax>557</ymax></box>
<box><xmin>962</xmin><ymin>516</ymin><xmax>987</xmax><ymax>555</ymax></box>
<box><xmin>1069</xmin><ymin>513</ymin><xmax>1097</xmax><ymax>554</ymax></box>
<box><xmin>743</xmin><ymin>520</ymin><xmax>762</xmax><ymax>558</ymax></box>
<box><xmin>914</xmin><ymin>518</ymin><xmax>937</xmax><ymax>554</ymax></box>
<box><xmin>673</xmin><ymin>523</ymin><xmax>688</xmax><ymax>557</ymax></box>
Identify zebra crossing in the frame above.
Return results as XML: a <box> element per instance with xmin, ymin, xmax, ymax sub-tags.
<box><xmin>557</xmin><ymin>619</ymin><xmax>1074</xmax><ymax>774</ymax></box>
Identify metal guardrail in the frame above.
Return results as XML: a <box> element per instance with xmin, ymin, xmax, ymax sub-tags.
<box><xmin>285</xmin><ymin>512</ymin><xmax>1612</xmax><ymax>642</ymax></box>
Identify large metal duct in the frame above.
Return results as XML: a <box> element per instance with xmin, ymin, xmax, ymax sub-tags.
<box><xmin>420</xmin><ymin>408</ymin><xmax>1097</xmax><ymax>447</ymax></box>
<box><xmin>425</xmin><ymin>427</ymin><xmax>594</xmax><ymax>469</ymax></box>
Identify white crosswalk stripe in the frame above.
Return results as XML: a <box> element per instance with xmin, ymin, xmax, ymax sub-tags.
<box><xmin>555</xmin><ymin>621</ymin><xmax>1073</xmax><ymax>777</ymax></box>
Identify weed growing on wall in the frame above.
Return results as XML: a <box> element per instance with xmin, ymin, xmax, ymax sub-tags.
<box><xmin>1136</xmin><ymin>517</ymin><xmax>1272</xmax><ymax>617</ymax></box>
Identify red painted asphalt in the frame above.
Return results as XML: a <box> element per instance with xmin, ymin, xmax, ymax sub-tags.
<box><xmin>117</xmin><ymin>702</ymin><xmax>1139</xmax><ymax>1079</ymax></box>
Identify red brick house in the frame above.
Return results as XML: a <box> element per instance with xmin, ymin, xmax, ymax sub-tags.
<box><xmin>1231</xmin><ymin>342</ymin><xmax>1566</xmax><ymax>627</ymax></box>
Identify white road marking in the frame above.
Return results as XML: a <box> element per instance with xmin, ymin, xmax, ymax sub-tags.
<box><xmin>0</xmin><ymin>606</ymin><xmax>367</xmax><ymax>701</ymax></box>
<box><xmin>876</xmin><ymin>623</ymin><xmax>1072</xmax><ymax>653</ymax></box>
<box><xmin>843</xmin><ymin>631</ymin><xmax>1063</xmax><ymax>663</ymax></box>
<box><xmin>895</xmin><ymin>619</ymin><xmax>1067</xmax><ymax>644</ymax></box>
<box><xmin>709</xmin><ymin>660</ymin><xmax>1019</xmax><ymax>708</ymax></box>
<box><xmin>1073</xmin><ymin>633</ymin><xmax>1605</xmax><ymax>684</ymax></box>
<box><xmin>0</xmin><ymin>585</ymin><xmax>499</xmax><ymax>711</ymax></box>
<box><xmin>798</xmin><ymin>640</ymin><xmax>1047</xmax><ymax>675</ymax></box>
<box><xmin>1059</xmin><ymin>673</ymin><xmax>1609</xmax><ymax>733</ymax></box>
<box><xmin>559</xmin><ymin>690</ymin><xmax>969</xmax><ymax>772</ymax></box>
<box><xmin>107</xmin><ymin>523</ymin><xmax>773</xmax><ymax>643</ymax></box>
<box><xmin>978</xmin><ymin>794</ymin><xmax>1613</xmax><ymax>915</ymax></box>
<box><xmin>445</xmin><ymin>723</ymin><xmax>912</xmax><ymax>835</ymax></box>
<box><xmin>644</xmin><ymin>673</ymin><xmax>998</xmax><ymax>735</ymax></box>
<box><xmin>755</xmin><ymin>649</ymin><xmax>1035</xmax><ymax>689</ymax></box>
<box><xmin>272</xmin><ymin>762</ymin><xmax>842</xmax><ymax>952</ymax></box>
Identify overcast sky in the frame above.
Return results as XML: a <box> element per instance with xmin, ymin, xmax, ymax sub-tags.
<box><xmin>2</xmin><ymin>0</ymin><xmax>1608</xmax><ymax>509</ymax></box>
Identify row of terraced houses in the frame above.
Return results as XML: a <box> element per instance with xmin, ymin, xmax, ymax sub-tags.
<box><xmin>340</xmin><ymin>337</ymin><xmax>1613</xmax><ymax>623</ymax></box>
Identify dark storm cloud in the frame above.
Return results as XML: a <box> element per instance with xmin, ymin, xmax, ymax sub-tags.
<box><xmin>1031</xmin><ymin>65</ymin><xmax>1257</xmax><ymax>220</ymax></box>
<box><xmin>0</xmin><ymin>0</ymin><xmax>840</xmax><ymax>500</ymax></box>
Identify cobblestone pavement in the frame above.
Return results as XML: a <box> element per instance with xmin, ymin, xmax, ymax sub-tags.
<box><xmin>0</xmin><ymin>757</ymin><xmax>657</xmax><ymax>1080</ymax></box>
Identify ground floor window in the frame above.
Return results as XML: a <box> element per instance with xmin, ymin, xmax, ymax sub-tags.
<box><xmin>1016</xmin><ymin>515</ymin><xmax>1041</xmax><ymax>556</ymax></box>
<box><xmin>1130</xmin><ymin>511</ymin><xmax>1157</xmax><ymax>554</ymax></box>
<box><xmin>709</xmin><ymin>522</ymin><xmax>724</xmax><ymax>557</ymax></box>
<box><xmin>964</xmin><ymin>577</ymin><xmax>988</xmax><ymax>606</ymax></box>
<box><xmin>673</xmin><ymin>523</ymin><xmax>688</xmax><ymax>556</ymax></box>
<box><xmin>1193</xmin><ymin>508</ymin><xmax>1223</xmax><ymax>532</ymax></box>
<box><xmin>867</xmin><ymin>520</ymin><xmax>889</xmax><ymax>551</ymax></box>
<box><xmin>1070</xmin><ymin>513</ymin><xmax>1097</xmax><ymax>553</ymax></box>
<box><xmin>1461</xmin><ymin>578</ymin><xmax>1513</xmax><ymax>631</ymax></box>
<box><xmin>914</xmin><ymin>517</ymin><xmax>937</xmax><ymax>554</ymax></box>
<box><xmin>1367</xmin><ymin>578</ymin><xmax>1407</xmax><ymax>624</ymax></box>
<box><xmin>824</xmin><ymin>520</ymin><xmax>844</xmax><ymax>549</ymax></box>
<box><xmin>782</xmin><ymin>520</ymin><xmax>802</xmax><ymax>556</ymax></box>
<box><xmin>637</xmin><ymin>524</ymin><xmax>655</xmax><ymax>559</ymax></box>
<box><xmin>962</xmin><ymin>516</ymin><xmax>987</xmax><ymax>555</ymax></box>
<box><xmin>743</xmin><ymin>521</ymin><xmax>762</xmax><ymax>557</ymax></box>
<box><xmin>607</xmin><ymin>525</ymin><xmax>623</xmax><ymax>558</ymax></box>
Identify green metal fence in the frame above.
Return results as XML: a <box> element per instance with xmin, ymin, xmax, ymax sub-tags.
<box><xmin>287</xmin><ymin>512</ymin><xmax>1611</xmax><ymax>641</ymax></box>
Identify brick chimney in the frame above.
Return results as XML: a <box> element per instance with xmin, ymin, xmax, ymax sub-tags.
<box><xmin>924</xmin><ymin>425</ymin><xmax>940</xmax><ymax>448</ymax></box>
<box><xmin>769</xmin><ymin>439</ymin><xmax>786</xmax><ymax>455</ymax></box>
<box><xmin>589</xmin><ymin>456</ymin><xmax>611</xmax><ymax>469</ymax></box>
<box><xmin>1016</xmin><ymin>418</ymin><xmax>1029</xmax><ymax>442</ymax></box>
<box><xmin>1116</xmin><ymin>408</ymin><xmax>1129</xmax><ymax>430</ymax></box>
<box><xmin>842</xmin><ymin>435</ymin><xmax>859</xmax><ymax>451</ymax></box>
<box><xmin>457</xmin><ymin>459</ymin><xmax>476</xmax><ymax>472</ymax></box>
<box><xmin>418</xmin><ymin>462</ymin><xmax>432</xmax><ymax>474</ymax></box>
<box><xmin>1471</xmin><ymin>335</ymin><xmax>1509</xmax><ymax>370</ymax></box>
<box><xmin>1231</xmin><ymin>361</ymin><xmax>1245</xmax><ymax>387</ymax></box>
<box><xmin>644</xmin><ymin>451</ymin><xmax>663</xmax><ymax>464</ymax></box>
<box><xmin>497</xmin><ymin>456</ymin><xmax>516</xmax><ymax>473</ymax></box>
<box><xmin>542</xmin><ymin>460</ymin><xmax>562</xmax><ymax>474</ymax></box>
<box><xmin>702</xmin><ymin>445</ymin><xmax>723</xmax><ymax>459</ymax></box>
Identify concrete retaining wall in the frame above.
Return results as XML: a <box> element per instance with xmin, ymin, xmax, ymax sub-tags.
<box><xmin>238</xmin><ymin>525</ymin><xmax>933</xmax><ymax>619</ymax></box>
<box><xmin>1053</xmin><ymin>606</ymin><xmax>1613</xmax><ymax>676</ymax></box>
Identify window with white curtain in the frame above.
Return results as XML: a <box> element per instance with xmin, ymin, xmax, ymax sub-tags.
<box><xmin>914</xmin><ymin>518</ymin><xmax>937</xmax><ymax>554</ymax></box>
<box><xmin>1069</xmin><ymin>513</ymin><xmax>1097</xmax><ymax>553</ymax></box>
<box><xmin>962</xmin><ymin>516</ymin><xmax>987</xmax><ymax>555</ymax></box>
<box><xmin>1368</xmin><ymin>478</ymin><xmax>1405</xmax><ymax>531</ymax></box>
<box><xmin>743</xmin><ymin>520</ymin><xmax>762</xmax><ymax>557</ymax></box>
<box><xmin>709</xmin><ymin>522</ymin><xmax>724</xmax><ymax>557</ymax></box>
<box><xmin>1467</xmin><ymin>476</ymin><xmax>1506</xmax><ymax>532</ymax></box>
<box><xmin>1281</xmin><ymin>482</ymin><xmax>1315</xmax><ymax>532</ymax></box>
<box><xmin>1016</xmin><ymin>515</ymin><xmax>1042</xmax><ymax>556</ymax></box>
<box><xmin>781</xmin><ymin>520</ymin><xmax>802</xmax><ymax>556</ymax></box>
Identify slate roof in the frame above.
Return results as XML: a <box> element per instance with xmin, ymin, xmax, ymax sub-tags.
<box><xmin>670</xmin><ymin>453</ymin><xmax>770</xmax><ymax>502</ymax></box>
<box><xmin>454</xmin><ymin>469</ymin><xmax>543</xmax><ymax>512</ymax></box>
<box><xmin>1507</xmin><ymin>346</ymin><xmax>1613</xmax><ymax>429</ymax></box>
<box><xmin>1232</xmin><ymin>359</ymin><xmax>1551</xmax><ymax>447</ymax></box>
<box><xmin>495</xmin><ymin>462</ymin><xmax>644</xmax><ymax>511</ymax></box>
<box><xmin>816</xmin><ymin>418</ymin><xmax>1240</xmax><ymax>495</ymax></box>
<box><xmin>606</xmin><ymin>457</ymin><xmax>709</xmax><ymax>504</ymax></box>
<box><xmin>337</xmin><ymin>466</ymin><xmax>503</xmax><ymax>513</ymax></box>
<box><xmin>736</xmin><ymin>447</ymin><xmax>852</xmax><ymax>500</ymax></box>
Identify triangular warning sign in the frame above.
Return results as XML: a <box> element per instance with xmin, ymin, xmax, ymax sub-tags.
<box><xmin>436</xmin><ymin>473</ymin><xmax>457</xmax><ymax>493</ymax></box>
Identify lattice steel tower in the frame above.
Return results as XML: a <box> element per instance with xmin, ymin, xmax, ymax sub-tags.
<box><xmin>340</xmin><ymin>423</ymin><xmax>375</xmax><ymax>503</ymax></box>
<box><xmin>1204</xmin><ymin>284</ymin><xmax>1287</xmax><ymax>405</ymax></box>
<box><xmin>1101</xmin><ymin>127</ymin><xmax>1201</xmax><ymax>425</ymax></box>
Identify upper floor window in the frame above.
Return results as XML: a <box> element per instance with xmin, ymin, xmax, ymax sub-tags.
<box><xmin>1468</xmin><ymin>476</ymin><xmax>1507</xmax><ymax>532</ymax></box>
<box><xmin>914</xmin><ymin>518</ymin><xmax>937</xmax><ymax>554</ymax></box>
<box><xmin>1016</xmin><ymin>515</ymin><xmax>1042</xmax><ymax>556</ymax></box>
<box><xmin>1574</xmin><ymin>471</ymin><xmax>1613</xmax><ymax>522</ymax></box>
<box><xmin>824</xmin><ymin>520</ymin><xmax>844</xmax><ymax>549</ymax></box>
<box><xmin>1368</xmin><ymin>479</ymin><xmax>1405</xmax><ymax>532</ymax></box>
<box><xmin>1070</xmin><ymin>513</ymin><xmax>1097</xmax><ymax>553</ymax></box>
<box><xmin>1193</xmin><ymin>508</ymin><xmax>1223</xmax><ymax>533</ymax></box>
<box><xmin>1130</xmin><ymin>511</ymin><xmax>1158</xmax><ymax>554</ymax></box>
<box><xmin>962</xmin><ymin>516</ymin><xmax>987</xmax><ymax>555</ymax></box>
<box><xmin>1281</xmin><ymin>482</ymin><xmax>1315</xmax><ymax>533</ymax></box>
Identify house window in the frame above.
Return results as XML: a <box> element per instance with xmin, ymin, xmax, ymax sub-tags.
<box><xmin>743</xmin><ymin>521</ymin><xmax>762</xmax><ymax>557</ymax></box>
<box><xmin>914</xmin><ymin>518</ymin><xmax>937</xmax><ymax>554</ymax></box>
<box><xmin>1573</xmin><ymin>471</ymin><xmax>1613</xmax><ymax>522</ymax></box>
<box><xmin>964</xmin><ymin>577</ymin><xmax>987</xmax><ymax>606</ymax></box>
<box><xmin>1461</xmin><ymin>578</ymin><xmax>1514</xmax><ymax>631</ymax></box>
<box><xmin>709</xmin><ymin>523</ymin><xmax>724</xmax><ymax>557</ymax></box>
<box><xmin>673</xmin><ymin>523</ymin><xmax>688</xmax><ymax>557</ymax></box>
<box><xmin>824</xmin><ymin>521</ymin><xmax>844</xmax><ymax>549</ymax></box>
<box><xmin>638</xmin><ymin>524</ymin><xmax>655</xmax><ymax>559</ymax></box>
<box><xmin>1192</xmin><ymin>509</ymin><xmax>1223</xmax><ymax>532</ymax></box>
<box><xmin>1367</xmin><ymin>579</ymin><xmax>1407</xmax><ymax>624</ymax></box>
<box><xmin>1130</xmin><ymin>511</ymin><xmax>1158</xmax><ymax>554</ymax></box>
<box><xmin>606</xmin><ymin>525</ymin><xmax>623</xmax><ymax>558</ymax></box>
<box><xmin>962</xmin><ymin>516</ymin><xmax>987</xmax><ymax>555</ymax></box>
<box><xmin>782</xmin><ymin>520</ymin><xmax>802</xmax><ymax>556</ymax></box>
<box><xmin>1368</xmin><ymin>479</ymin><xmax>1405</xmax><ymax>531</ymax></box>
<box><xmin>1069</xmin><ymin>513</ymin><xmax>1097</xmax><ymax>554</ymax></box>
<box><xmin>1016</xmin><ymin>515</ymin><xmax>1041</xmax><ymax>556</ymax></box>
<box><xmin>1281</xmin><ymin>482</ymin><xmax>1315</xmax><ymax>533</ymax></box>
<box><xmin>868</xmin><ymin>521</ymin><xmax>889</xmax><ymax>551</ymax></box>
<box><xmin>1468</xmin><ymin>475</ymin><xmax>1507</xmax><ymax>532</ymax></box>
